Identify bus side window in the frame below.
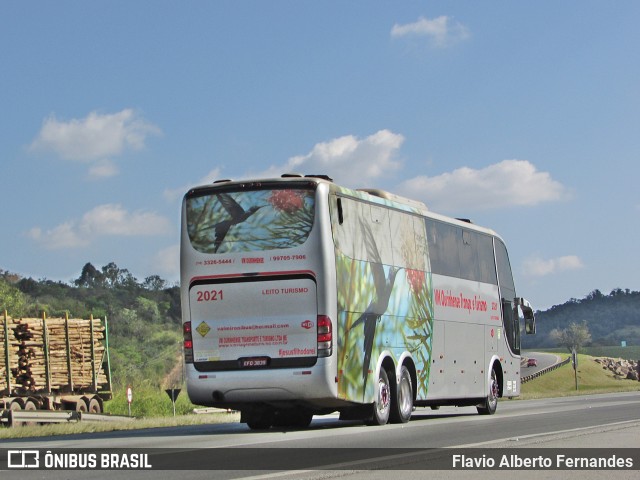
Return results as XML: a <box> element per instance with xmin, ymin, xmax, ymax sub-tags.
<box><xmin>331</xmin><ymin>195</ymin><xmax>351</xmax><ymax>256</ymax></box>
<box><xmin>495</xmin><ymin>239</ymin><xmax>519</xmax><ymax>355</ymax></box>
<box><xmin>459</xmin><ymin>229</ymin><xmax>476</xmax><ymax>281</ymax></box>
<box><xmin>427</xmin><ymin>219</ymin><xmax>461</xmax><ymax>278</ymax></box>
<box><xmin>502</xmin><ymin>298</ymin><xmax>520</xmax><ymax>354</ymax></box>
<box><xmin>477</xmin><ymin>233</ymin><xmax>498</xmax><ymax>284</ymax></box>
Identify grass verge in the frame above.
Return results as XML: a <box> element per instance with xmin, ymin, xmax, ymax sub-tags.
<box><xmin>0</xmin><ymin>411</ymin><xmax>240</xmax><ymax>440</ymax></box>
<box><xmin>520</xmin><ymin>353</ymin><xmax>640</xmax><ymax>399</ymax></box>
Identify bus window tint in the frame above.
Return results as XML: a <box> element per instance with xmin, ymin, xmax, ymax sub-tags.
<box><xmin>427</xmin><ymin>221</ymin><xmax>461</xmax><ymax>278</ymax></box>
<box><xmin>477</xmin><ymin>234</ymin><xmax>498</xmax><ymax>284</ymax></box>
<box><xmin>495</xmin><ymin>239</ymin><xmax>520</xmax><ymax>354</ymax></box>
<box><xmin>495</xmin><ymin>239</ymin><xmax>515</xmax><ymax>297</ymax></box>
<box><xmin>186</xmin><ymin>188</ymin><xmax>315</xmax><ymax>254</ymax></box>
<box><xmin>426</xmin><ymin>220</ymin><xmax>497</xmax><ymax>285</ymax></box>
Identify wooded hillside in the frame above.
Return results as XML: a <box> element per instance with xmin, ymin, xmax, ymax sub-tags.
<box><xmin>522</xmin><ymin>289</ymin><xmax>640</xmax><ymax>349</ymax></box>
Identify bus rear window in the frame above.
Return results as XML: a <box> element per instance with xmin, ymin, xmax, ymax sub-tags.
<box><xmin>186</xmin><ymin>187</ymin><xmax>315</xmax><ymax>254</ymax></box>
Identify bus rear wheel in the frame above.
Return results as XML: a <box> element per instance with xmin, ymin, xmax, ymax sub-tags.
<box><xmin>245</xmin><ymin>408</ymin><xmax>274</xmax><ymax>430</ymax></box>
<box><xmin>272</xmin><ymin>409</ymin><xmax>313</xmax><ymax>429</ymax></box>
<box><xmin>390</xmin><ymin>365</ymin><xmax>413</xmax><ymax>423</ymax></box>
<box><xmin>477</xmin><ymin>368</ymin><xmax>499</xmax><ymax>415</ymax></box>
<box><xmin>367</xmin><ymin>368</ymin><xmax>391</xmax><ymax>425</ymax></box>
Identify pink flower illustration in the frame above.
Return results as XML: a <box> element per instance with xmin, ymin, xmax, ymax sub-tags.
<box><xmin>268</xmin><ymin>190</ymin><xmax>305</xmax><ymax>213</ymax></box>
<box><xmin>406</xmin><ymin>269</ymin><xmax>425</xmax><ymax>293</ymax></box>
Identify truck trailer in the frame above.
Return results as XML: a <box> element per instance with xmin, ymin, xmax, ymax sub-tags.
<box><xmin>1</xmin><ymin>311</ymin><xmax>112</xmax><ymax>418</ymax></box>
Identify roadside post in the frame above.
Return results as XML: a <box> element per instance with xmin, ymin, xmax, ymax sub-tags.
<box><xmin>127</xmin><ymin>386</ymin><xmax>133</xmax><ymax>416</ymax></box>
<box><xmin>165</xmin><ymin>388</ymin><xmax>181</xmax><ymax>417</ymax></box>
<box><xmin>571</xmin><ymin>349</ymin><xmax>578</xmax><ymax>390</ymax></box>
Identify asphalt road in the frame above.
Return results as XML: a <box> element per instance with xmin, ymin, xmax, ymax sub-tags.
<box><xmin>521</xmin><ymin>351</ymin><xmax>561</xmax><ymax>375</ymax></box>
<box><xmin>1</xmin><ymin>391</ymin><xmax>639</xmax><ymax>479</ymax></box>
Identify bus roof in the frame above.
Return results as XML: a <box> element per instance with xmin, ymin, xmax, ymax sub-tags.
<box><xmin>186</xmin><ymin>174</ymin><xmax>500</xmax><ymax>239</ymax></box>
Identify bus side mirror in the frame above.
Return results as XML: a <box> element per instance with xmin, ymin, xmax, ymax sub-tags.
<box><xmin>516</xmin><ymin>297</ymin><xmax>536</xmax><ymax>335</ymax></box>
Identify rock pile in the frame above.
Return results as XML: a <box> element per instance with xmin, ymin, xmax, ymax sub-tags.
<box><xmin>595</xmin><ymin>357</ymin><xmax>640</xmax><ymax>381</ymax></box>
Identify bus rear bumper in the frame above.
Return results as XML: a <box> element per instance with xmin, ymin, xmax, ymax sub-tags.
<box><xmin>185</xmin><ymin>365</ymin><xmax>341</xmax><ymax>410</ymax></box>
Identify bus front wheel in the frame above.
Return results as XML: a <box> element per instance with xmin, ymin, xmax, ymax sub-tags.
<box><xmin>477</xmin><ymin>368</ymin><xmax>499</xmax><ymax>415</ymax></box>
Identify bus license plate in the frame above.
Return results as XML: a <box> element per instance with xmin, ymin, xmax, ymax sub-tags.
<box><xmin>240</xmin><ymin>357</ymin><xmax>269</xmax><ymax>368</ymax></box>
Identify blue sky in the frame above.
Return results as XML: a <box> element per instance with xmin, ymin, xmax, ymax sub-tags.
<box><xmin>1</xmin><ymin>1</ymin><xmax>638</xmax><ymax>310</ymax></box>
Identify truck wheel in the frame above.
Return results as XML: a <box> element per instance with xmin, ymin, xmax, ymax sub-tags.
<box><xmin>22</xmin><ymin>400</ymin><xmax>38</xmax><ymax>427</ymax></box>
<box><xmin>367</xmin><ymin>368</ymin><xmax>391</xmax><ymax>425</ymax></box>
<box><xmin>75</xmin><ymin>399</ymin><xmax>89</xmax><ymax>412</ymax></box>
<box><xmin>88</xmin><ymin>398</ymin><xmax>102</xmax><ymax>414</ymax></box>
<box><xmin>8</xmin><ymin>401</ymin><xmax>24</xmax><ymax>427</ymax></box>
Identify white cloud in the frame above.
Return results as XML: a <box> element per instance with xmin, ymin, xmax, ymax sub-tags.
<box><xmin>523</xmin><ymin>255</ymin><xmax>584</xmax><ymax>277</ymax></box>
<box><xmin>166</xmin><ymin>130</ymin><xmax>403</xmax><ymax>200</ymax></box>
<box><xmin>165</xmin><ymin>131</ymin><xmax>403</xmax><ymax>201</ymax></box>
<box><xmin>391</xmin><ymin>15</ymin><xmax>470</xmax><ymax>48</ymax></box>
<box><xmin>27</xmin><ymin>224</ymin><xmax>86</xmax><ymax>250</ymax></box>
<box><xmin>88</xmin><ymin>159</ymin><xmax>119</xmax><ymax>179</ymax></box>
<box><xmin>399</xmin><ymin>160</ymin><xmax>569</xmax><ymax>213</ymax></box>
<box><xmin>163</xmin><ymin>167</ymin><xmax>222</xmax><ymax>202</ymax></box>
<box><xmin>257</xmin><ymin>130</ymin><xmax>404</xmax><ymax>188</ymax></box>
<box><xmin>29</xmin><ymin>109</ymin><xmax>161</xmax><ymax>175</ymax></box>
<box><xmin>28</xmin><ymin>204</ymin><xmax>172</xmax><ymax>250</ymax></box>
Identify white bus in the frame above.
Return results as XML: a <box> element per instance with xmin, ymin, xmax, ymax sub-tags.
<box><xmin>181</xmin><ymin>174</ymin><xmax>536</xmax><ymax>429</ymax></box>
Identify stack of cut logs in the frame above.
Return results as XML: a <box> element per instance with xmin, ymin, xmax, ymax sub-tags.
<box><xmin>6</xmin><ymin>317</ymin><xmax>109</xmax><ymax>394</ymax></box>
<box><xmin>1</xmin><ymin>315</ymin><xmax>20</xmax><ymax>393</ymax></box>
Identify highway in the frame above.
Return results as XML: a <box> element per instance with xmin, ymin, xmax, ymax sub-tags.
<box><xmin>521</xmin><ymin>350</ymin><xmax>562</xmax><ymax>376</ymax></box>
<box><xmin>1</xmin><ymin>391</ymin><xmax>639</xmax><ymax>479</ymax></box>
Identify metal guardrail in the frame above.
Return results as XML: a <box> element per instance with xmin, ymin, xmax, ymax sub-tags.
<box><xmin>0</xmin><ymin>409</ymin><xmax>134</xmax><ymax>427</ymax></box>
<box><xmin>521</xmin><ymin>357</ymin><xmax>571</xmax><ymax>384</ymax></box>
<box><xmin>81</xmin><ymin>412</ymin><xmax>135</xmax><ymax>423</ymax></box>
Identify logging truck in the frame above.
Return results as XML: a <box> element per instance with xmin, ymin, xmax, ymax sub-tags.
<box><xmin>1</xmin><ymin>311</ymin><xmax>112</xmax><ymax>417</ymax></box>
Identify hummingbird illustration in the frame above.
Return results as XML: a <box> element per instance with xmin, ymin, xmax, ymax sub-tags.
<box><xmin>348</xmin><ymin>220</ymin><xmax>398</xmax><ymax>390</ymax></box>
<box><xmin>211</xmin><ymin>193</ymin><xmax>263</xmax><ymax>252</ymax></box>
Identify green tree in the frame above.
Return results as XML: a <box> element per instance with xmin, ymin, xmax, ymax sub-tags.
<box><xmin>550</xmin><ymin>321</ymin><xmax>592</xmax><ymax>353</ymax></box>
<box><xmin>75</xmin><ymin>262</ymin><xmax>105</xmax><ymax>287</ymax></box>
<box><xmin>142</xmin><ymin>275</ymin><xmax>166</xmax><ymax>291</ymax></box>
<box><xmin>0</xmin><ymin>278</ymin><xmax>28</xmax><ymax>315</ymax></box>
<box><xmin>97</xmin><ymin>262</ymin><xmax>138</xmax><ymax>288</ymax></box>
<box><xmin>136</xmin><ymin>296</ymin><xmax>162</xmax><ymax>323</ymax></box>
<box><xmin>113</xmin><ymin>307</ymin><xmax>145</xmax><ymax>338</ymax></box>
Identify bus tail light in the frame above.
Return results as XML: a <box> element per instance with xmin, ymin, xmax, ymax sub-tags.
<box><xmin>317</xmin><ymin>315</ymin><xmax>332</xmax><ymax>358</ymax></box>
<box><xmin>183</xmin><ymin>321</ymin><xmax>194</xmax><ymax>364</ymax></box>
